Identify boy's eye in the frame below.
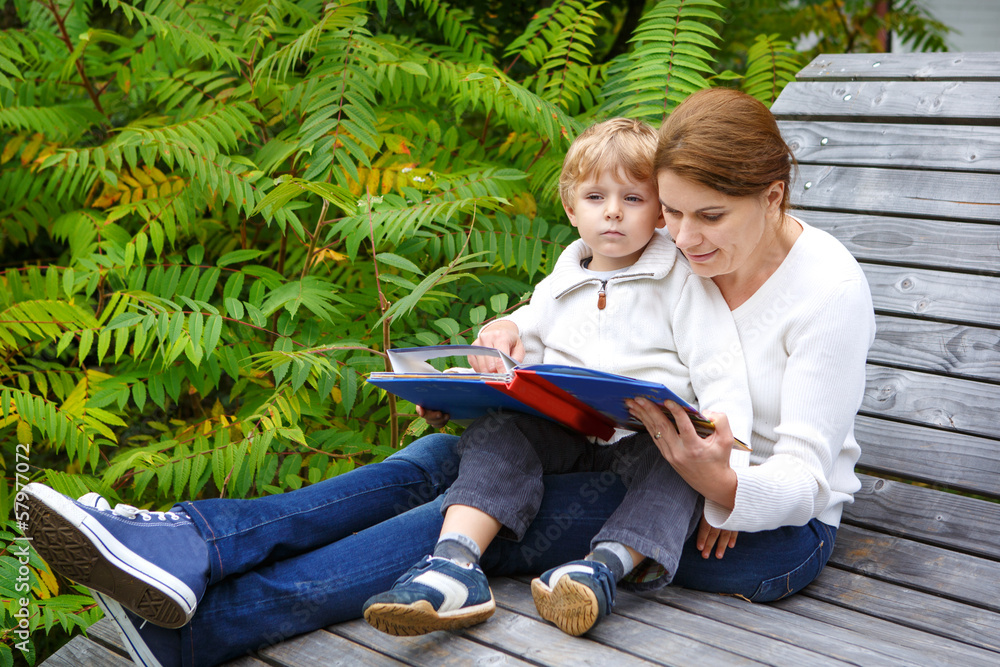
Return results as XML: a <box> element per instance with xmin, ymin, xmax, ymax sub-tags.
<box><xmin>625</xmin><ymin>195</ymin><xmax>642</xmax><ymax>203</ymax></box>
<box><xmin>585</xmin><ymin>193</ymin><xmax>603</xmax><ymax>201</ymax></box>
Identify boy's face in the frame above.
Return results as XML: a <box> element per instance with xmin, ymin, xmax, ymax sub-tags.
<box><xmin>565</xmin><ymin>169</ymin><xmax>665</xmax><ymax>272</ymax></box>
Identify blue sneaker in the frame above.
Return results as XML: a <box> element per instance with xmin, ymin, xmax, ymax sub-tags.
<box><xmin>531</xmin><ymin>560</ymin><xmax>616</xmax><ymax>636</ymax></box>
<box><xmin>23</xmin><ymin>483</ymin><xmax>208</xmax><ymax>628</ymax></box>
<box><xmin>76</xmin><ymin>493</ymin><xmax>180</xmax><ymax>667</ymax></box>
<box><xmin>362</xmin><ymin>555</ymin><xmax>495</xmax><ymax>636</ymax></box>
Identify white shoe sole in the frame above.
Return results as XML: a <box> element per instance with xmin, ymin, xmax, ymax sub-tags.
<box><xmin>93</xmin><ymin>590</ymin><xmax>164</xmax><ymax>667</ymax></box>
<box><xmin>24</xmin><ymin>483</ymin><xmax>197</xmax><ymax>628</ymax></box>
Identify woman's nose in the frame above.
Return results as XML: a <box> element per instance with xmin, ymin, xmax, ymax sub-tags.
<box><xmin>671</xmin><ymin>218</ymin><xmax>697</xmax><ymax>246</ymax></box>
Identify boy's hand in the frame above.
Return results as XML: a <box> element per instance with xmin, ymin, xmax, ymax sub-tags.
<box><xmin>469</xmin><ymin>321</ymin><xmax>524</xmax><ymax>372</ymax></box>
<box><xmin>696</xmin><ymin>515</ymin><xmax>738</xmax><ymax>559</ymax></box>
<box><xmin>416</xmin><ymin>405</ymin><xmax>450</xmax><ymax>429</ymax></box>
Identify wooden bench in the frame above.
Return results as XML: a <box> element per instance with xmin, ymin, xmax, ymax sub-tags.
<box><xmin>46</xmin><ymin>52</ymin><xmax>1000</xmax><ymax>666</ymax></box>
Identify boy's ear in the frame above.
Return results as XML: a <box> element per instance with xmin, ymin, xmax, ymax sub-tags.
<box><xmin>654</xmin><ymin>205</ymin><xmax>666</xmax><ymax>229</ymax></box>
<box><xmin>563</xmin><ymin>203</ymin><xmax>579</xmax><ymax>227</ymax></box>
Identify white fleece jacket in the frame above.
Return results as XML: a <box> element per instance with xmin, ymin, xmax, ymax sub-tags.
<box><xmin>494</xmin><ymin>232</ymin><xmax>754</xmax><ymax>448</ymax></box>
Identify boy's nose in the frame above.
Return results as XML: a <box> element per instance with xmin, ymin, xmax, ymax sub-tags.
<box><xmin>605</xmin><ymin>203</ymin><xmax>622</xmax><ymax>220</ymax></box>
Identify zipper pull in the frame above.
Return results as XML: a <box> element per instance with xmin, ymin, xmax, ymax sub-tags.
<box><xmin>597</xmin><ymin>281</ymin><xmax>607</xmax><ymax>310</ymax></box>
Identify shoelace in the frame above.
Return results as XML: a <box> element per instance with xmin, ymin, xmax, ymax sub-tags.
<box><xmin>109</xmin><ymin>503</ymin><xmax>182</xmax><ymax>522</ymax></box>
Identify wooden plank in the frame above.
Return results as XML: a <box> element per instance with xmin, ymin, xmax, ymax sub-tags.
<box><xmin>771</xmin><ymin>80</ymin><xmax>1000</xmax><ymax>123</ymax></box>
<box><xmin>801</xmin><ymin>567</ymin><xmax>1000</xmax><ymax>656</ymax></box>
<box><xmin>855</xmin><ymin>415</ymin><xmax>1000</xmax><ymax>497</ymax></box>
<box><xmin>795</xmin><ymin>52</ymin><xmax>1000</xmax><ymax>82</ymax></box>
<box><xmin>867</xmin><ymin>315</ymin><xmax>1000</xmax><ymax>383</ymax></box>
<box><xmin>257</xmin><ymin>627</ymin><xmax>407</xmax><ymax>666</ymax></box>
<box><xmin>862</xmin><ymin>365</ymin><xmax>1000</xmax><ymax>439</ymax></box>
<box><xmin>802</xmin><ymin>210</ymin><xmax>1000</xmax><ymax>274</ymax></box>
<box><xmin>829</xmin><ymin>525</ymin><xmax>1000</xmax><ymax>609</ymax></box>
<box><xmin>458</xmin><ymin>600</ymin><xmax>660</xmax><ymax>667</ymax></box>
<box><xmin>780</xmin><ymin>120</ymin><xmax>1000</xmax><ymax>172</ymax></box>
<box><xmin>85</xmin><ymin>618</ymin><xmax>269</xmax><ymax>667</ymax></box>
<box><xmin>492</xmin><ymin>577</ymin><xmax>768</xmax><ymax>666</ymax></box>
<box><xmin>862</xmin><ymin>264</ymin><xmax>1000</xmax><ymax>328</ymax></box>
<box><xmin>41</xmin><ymin>635</ymin><xmax>134</xmax><ymax>667</ymax></box>
<box><xmin>846</xmin><ymin>474</ymin><xmax>1000</xmax><ymax>559</ymax></box>
<box><xmin>786</xmin><ymin>574</ymin><xmax>1000</xmax><ymax>665</ymax></box>
<box><xmin>790</xmin><ymin>164</ymin><xmax>1000</xmax><ymax>223</ymax></box>
<box><xmin>647</xmin><ymin>585</ymin><xmax>938</xmax><ymax>666</ymax></box>
<box><xmin>329</xmin><ymin>616</ymin><xmax>535</xmax><ymax>666</ymax></box>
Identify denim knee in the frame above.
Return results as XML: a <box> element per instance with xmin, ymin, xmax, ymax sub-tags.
<box><xmin>385</xmin><ymin>433</ymin><xmax>461</xmax><ymax>493</ymax></box>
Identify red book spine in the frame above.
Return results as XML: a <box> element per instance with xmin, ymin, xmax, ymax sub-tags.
<box><xmin>486</xmin><ymin>370</ymin><xmax>617</xmax><ymax>440</ymax></box>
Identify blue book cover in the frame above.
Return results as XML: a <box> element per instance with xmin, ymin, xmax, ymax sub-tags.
<box><xmin>367</xmin><ymin>345</ymin><xmax>747</xmax><ymax>448</ymax></box>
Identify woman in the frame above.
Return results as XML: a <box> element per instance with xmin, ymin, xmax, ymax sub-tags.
<box><xmin>24</xmin><ymin>88</ymin><xmax>874</xmax><ymax>666</ymax></box>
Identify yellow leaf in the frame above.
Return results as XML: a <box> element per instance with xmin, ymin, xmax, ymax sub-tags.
<box><xmin>381</xmin><ymin>169</ymin><xmax>394</xmax><ymax>195</ymax></box>
<box><xmin>92</xmin><ymin>187</ymin><xmax>122</xmax><ymax>208</ymax></box>
<box><xmin>330</xmin><ymin>386</ymin><xmax>342</xmax><ymax>402</ymax></box>
<box><xmin>2</xmin><ymin>134</ymin><xmax>26</xmax><ymax>164</ymax></box>
<box><xmin>20</xmin><ymin>132</ymin><xmax>44</xmax><ymax>166</ymax></box>
<box><xmin>17</xmin><ymin>419</ymin><xmax>32</xmax><ymax>444</ymax></box>
<box><xmin>145</xmin><ymin>165</ymin><xmax>168</xmax><ymax>182</ymax></box>
<box><xmin>38</xmin><ymin>565</ymin><xmax>59</xmax><ymax>598</ymax></box>
<box><xmin>365</xmin><ymin>168</ymin><xmax>380</xmax><ymax>194</ymax></box>
<box><xmin>131</xmin><ymin>167</ymin><xmax>153</xmax><ymax>186</ymax></box>
<box><xmin>119</xmin><ymin>187</ymin><xmax>132</xmax><ymax>206</ymax></box>
<box><xmin>146</xmin><ymin>184</ymin><xmax>158</xmax><ymax>199</ymax></box>
<box><xmin>119</xmin><ymin>171</ymin><xmax>141</xmax><ymax>188</ymax></box>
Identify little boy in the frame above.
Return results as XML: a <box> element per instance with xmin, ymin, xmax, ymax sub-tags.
<box><xmin>362</xmin><ymin>118</ymin><xmax>752</xmax><ymax>637</ymax></box>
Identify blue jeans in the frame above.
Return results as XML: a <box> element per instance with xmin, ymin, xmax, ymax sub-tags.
<box><xmin>175</xmin><ymin>433</ymin><xmax>834</xmax><ymax>666</ymax></box>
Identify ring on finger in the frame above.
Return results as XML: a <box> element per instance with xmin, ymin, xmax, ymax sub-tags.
<box><xmin>654</xmin><ymin>431</ymin><xmax>661</xmax><ymax>439</ymax></box>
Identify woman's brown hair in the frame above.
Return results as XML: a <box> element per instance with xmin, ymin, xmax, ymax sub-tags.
<box><xmin>655</xmin><ymin>88</ymin><xmax>795</xmax><ymax>215</ymax></box>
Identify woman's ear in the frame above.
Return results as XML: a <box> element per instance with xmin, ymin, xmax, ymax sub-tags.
<box><xmin>764</xmin><ymin>181</ymin><xmax>785</xmax><ymax>215</ymax></box>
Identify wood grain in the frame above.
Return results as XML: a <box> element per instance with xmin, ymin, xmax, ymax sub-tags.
<box><xmin>801</xmin><ymin>567</ymin><xmax>1000</xmax><ymax>656</ymax></box>
<box><xmin>772</xmin><ymin>80</ymin><xmax>1000</xmax><ymax>123</ymax></box>
<box><xmin>862</xmin><ymin>264</ymin><xmax>1000</xmax><ymax>328</ymax></box>
<box><xmin>862</xmin><ymin>365</ymin><xmax>1000</xmax><ymax>438</ymax></box>
<box><xmin>855</xmin><ymin>415</ymin><xmax>1000</xmax><ymax>496</ymax></box>
<box><xmin>649</xmin><ymin>585</ymin><xmax>936</xmax><ymax>666</ymax></box>
<box><xmin>796</xmin><ymin>52</ymin><xmax>1000</xmax><ymax>82</ymax></box>
<box><xmin>866</xmin><ymin>315</ymin><xmax>1000</xmax><ymax>382</ymax></box>
<box><xmin>329</xmin><ymin>616</ymin><xmax>534</xmax><ymax>666</ymax></box>
<box><xmin>494</xmin><ymin>577</ymin><xmax>767</xmax><ymax>666</ymax></box>
<box><xmin>781</xmin><ymin>120</ymin><xmax>1000</xmax><ymax>172</ymax></box>
<box><xmin>790</xmin><ymin>164</ymin><xmax>1000</xmax><ymax>222</ymax></box>
<box><xmin>846</xmin><ymin>473</ymin><xmax>1000</xmax><ymax>558</ymax></box>
<box><xmin>41</xmin><ymin>635</ymin><xmax>135</xmax><ymax>667</ymax></box>
<box><xmin>829</xmin><ymin>525</ymin><xmax>1000</xmax><ymax>609</ymax></box>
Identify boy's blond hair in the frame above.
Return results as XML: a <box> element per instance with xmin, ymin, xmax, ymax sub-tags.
<box><xmin>558</xmin><ymin>118</ymin><xmax>658</xmax><ymax>209</ymax></box>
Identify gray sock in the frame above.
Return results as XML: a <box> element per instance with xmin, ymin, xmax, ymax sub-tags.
<box><xmin>433</xmin><ymin>532</ymin><xmax>482</xmax><ymax>565</ymax></box>
<box><xmin>587</xmin><ymin>542</ymin><xmax>636</xmax><ymax>582</ymax></box>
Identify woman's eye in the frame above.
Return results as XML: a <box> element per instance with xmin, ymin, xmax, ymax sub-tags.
<box><xmin>702</xmin><ymin>213</ymin><xmax>723</xmax><ymax>222</ymax></box>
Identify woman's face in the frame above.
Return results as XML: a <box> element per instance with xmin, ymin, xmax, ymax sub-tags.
<box><xmin>656</xmin><ymin>170</ymin><xmax>783</xmax><ymax>280</ymax></box>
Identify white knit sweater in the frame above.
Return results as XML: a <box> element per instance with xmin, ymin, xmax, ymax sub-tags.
<box><xmin>703</xmin><ymin>220</ymin><xmax>876</xmax><ymax>531</ymax></box>
<box><xmin>496</xmin><ymin>232</ymin><xmax>754</xmax><ymax>447</ymax></box>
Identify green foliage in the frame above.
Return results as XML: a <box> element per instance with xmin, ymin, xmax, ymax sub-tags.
<box><xmin>0</xmin><ymin>0</ymin><xmax>905</xmax><ymax>661</ymax></box>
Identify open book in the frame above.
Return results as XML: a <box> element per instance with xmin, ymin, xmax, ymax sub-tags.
<box><xmin>367</xmin><ymin>345</ymin><xmax>750</xmax><ymax>450</ymax></box>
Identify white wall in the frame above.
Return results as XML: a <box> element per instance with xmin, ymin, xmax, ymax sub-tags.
<box><xmin>894</xmin><ymin>0</ymin><xmax>1000</xmax><ymax>52</ymax></box>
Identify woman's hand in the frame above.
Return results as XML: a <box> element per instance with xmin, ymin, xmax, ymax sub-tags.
<box><xmin>626</xmin><ymin>398</ymin><xmax>738</xmax><ymax>510</ymax></box>
<box><xmin>415</xmin><ymin>405</ymin><xmax>450</xmax><ymax>429</ymax></box>
<box><xmin>696</xmin><ymin>515</ymin><xmax>738</xmax><ymax>559</ymax></box>
<box><xmin>469</xmin><ymin>320</ymin><xmax>524</xmax><ymax>372</ymax></box>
